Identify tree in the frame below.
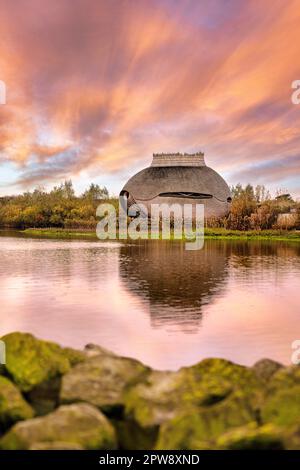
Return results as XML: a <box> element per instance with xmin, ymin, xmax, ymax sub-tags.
<box><xmin>82</xmin><ymin>183</ymin><xmax>109</xmax><ymax>200</ymax></box>
<box><xmin>51</xmin><ymin>180</ymin><xmax>75</xmax><ymax>199</ymax></box>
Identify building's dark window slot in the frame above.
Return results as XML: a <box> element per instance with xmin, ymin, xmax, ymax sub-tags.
<box><xmin>159</xmin><ymin>192</ymin><xmax>213</xmax><ymax>200</ymax></box>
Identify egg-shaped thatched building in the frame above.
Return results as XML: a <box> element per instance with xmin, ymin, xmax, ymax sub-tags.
<box><xmin>120</xmin><ymin>152</ymin><xmax>231</xmax><ymax>219</ymax></box>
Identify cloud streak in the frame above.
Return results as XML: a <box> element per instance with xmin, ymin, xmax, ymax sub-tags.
<box><xmin>0</xmin><ymin>0</ymin><xmax>299</xmax><ymax>195</ymax></box>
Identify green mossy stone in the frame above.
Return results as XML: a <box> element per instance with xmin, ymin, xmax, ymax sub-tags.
<box><xmin>0</xmin><ymin>376</ymin><xmax>34</xmax><ymax>430</ymax></box>
<box><xmin>252</xmin><ymin>359</ymin><xmax>284</xmax><ymax>382</ymax></box>
<box><xmin>155</xmin><ymin>391</ymin><xmax>258</xmax><ymax>450</ymax></box>
<box><xmin>261</xmin><ymin>385</ymin><xmax>300</xmax><ymax>427</ymax></box>
<box><xmin>124</xmin><ymin>358</ymin><xmax>263</xmax><ymax>430</ymax></box>
<box><xmin>60</xmin><ymin>353</ymin><xmax>150</xmax><ymax>414</ymax></box>
<box><xmin>0</xmin><ymin>403</ymin><xmax>117</xmax><ymax>450</ymax></box>
<box><xmin>216</xmin><ymin>423</ymin><xmax>285</xmax><ymax>450</ymax></box>
<box><xmin>267</xmin><ymin>365</ymin><xmax>300</xmax><ymax>391</ymax></box>
<box><xmin>260</xmin><ymin>366</ymin><xmax>300</xmax><ymax>428</ymax></box>
<box><xmin>1</xmin><ymin>333</ymin><xmax>85</xmax><ymax>392</ymax></box>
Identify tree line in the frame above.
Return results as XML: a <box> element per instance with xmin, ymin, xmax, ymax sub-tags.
<box><xmin>0</xmin><ymin>181</ymin><xmax>116</xmax><ymax>230</ymax></box>
<box><xmin>0</xmin><ymin>181</ymin><xmax>299</xmax><ymax>231</ymax></box>
<box><xmin>210</xmin><ymin>184</ymin><xmax>299</xmax><ymax>230</ymax></box>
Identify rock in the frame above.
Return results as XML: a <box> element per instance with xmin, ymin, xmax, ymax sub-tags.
<box><xmin>123</xmin><ymin>358</ymin><xmax>263</xmax><ymax>449</ymax></box>
<box><xmin>1</xmin><ymin>331</ymin><xmax>298</xmax><ymax>451</ymax></box>
<box><xmin>252</xmin><ymin>359</ymin><xmax>283</xmax><ymax>382</ymax></box>
<box><xmin>60</xmin><ymin>353</ymin><xmax>149</xmax><ymax>415</ymax></box>
<box><xmin>0</xmin><ymin>403</ymin><xmax>117</xmax><ymax>450</ymax></box>
<box><xmin>124</xmin><ymin>358</ymin><xmax>262</xmax><ymax>428</ymax></box>
<box><xmin>216</xmin><ymin>423</ymin><xmax>285</xmax><ymax>450</ymax></box>
<box><xmin>260</xmin><ymin>366</ymin><xmax>300</xmax><ymax>428</ymax></box>
<box><xmin>267</xmin><ymin>364</ymin><xmax>300</xmax><ymax>390</ymax></box>
<box><xmin>0</xmin><ymin>376</ymin><xmax>34</xmax><ymax>431</ymax></box>
<box><xmin>123</xmin><ymin>370</ymin><xmax>181</xmax><ymax>430</ymax></box>
<box><xmin>261</xmin><ymin>385</ymin><xmax>300</xmax><ymax>427</ymax></box>
<box><xmin>155</xmin><ymin>391</ymin><xmax>258</xmax><ymax>450</ymax></box>
<box><xmin>1</xmin><ymin>332</ymin><xmax>85</xmax><ymax>392</ymax></box>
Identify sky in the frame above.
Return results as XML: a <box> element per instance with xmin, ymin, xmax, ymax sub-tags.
<box><xmin>0</xmin><ymin>0</ymin><xmax>299</xmax><ymax>197</ymax></box>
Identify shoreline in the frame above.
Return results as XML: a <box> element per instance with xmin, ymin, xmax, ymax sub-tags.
<box><xmin>8</xmin><ymin>227</ymin><xmax>300</xmax><ymax>242</ymax></box>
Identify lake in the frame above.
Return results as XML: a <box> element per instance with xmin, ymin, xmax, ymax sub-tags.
<box><xmin>0</xmin><ymin>233</ymin><xmax>299</xmax><ymax>370</ymax></box>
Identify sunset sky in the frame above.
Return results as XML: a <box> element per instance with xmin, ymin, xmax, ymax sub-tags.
<box><xmin>0</xmin><ymin>0</ymin><xmax>299</xmax><ymax>197</ymax></box>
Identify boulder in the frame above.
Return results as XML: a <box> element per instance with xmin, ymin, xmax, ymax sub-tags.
<box><xmin>261</xmin><ymin>385</ymin><xmax>300</xmax><ymax>427</ymax></box>
<box><xmin>155</xmin><ymin>391</ymin><xmax>258</xmax><ymax>450</ymax></box>
<box><xmin>252</xmin><ymin>359</ymin><xmax>283</xmax><ymax>382</ymax></box>
<box><xmin>123</xmin><ymin>358</ymin><xmax>263</xmax><ymax>449</ymax></box>
<box><xmin>0</xmin><ymin>403</ymin><xmax>117</xmax><ymax>450</ymax></box>
<box><xmin>260</xmin><ymin>365</ymin><xmax>300</xmax><ymax>428</ymax></box>
<box><xmin>124</xmin><ymin>359</ymin><xmax>262</xmax><ymax>427</ymax></box>
<box><xmin>60</xmin><ymin>353</ymin><xmax>149</xmax><ymax>415</ymax></box>
<box><xmin>0</xmin><ymin>376</ymin><xmax>34</xmax><ymax>431</ymax></box>
<box><xmin>266</xmin><ymin>364</ymin><xmax>300</xmax><ymax>390</ymax></box>
<box><xmin>1</xmin><ymin>332</ymin><xmax>85</xmax><ymax>392</ymax></box>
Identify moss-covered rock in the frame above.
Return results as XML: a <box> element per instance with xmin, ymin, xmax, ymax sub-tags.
<box><xmin>266</xmin><ymin>365</ymin><xmax>300</xmax><ymax>390</ymax></box>
<box><xmin>0</xmin><ymin>332</ymin><xmax>298</xmax><ymax>451</ymax></box>
<box><xmin>260</xmin><ymin>366</ymin><xmax>300</xmax><ymax>428</ymax></box>
<box><xmin>60</xmin><ymin>353</ymin><xmax>149</xmax><ymax>414</ymax></box>
<box><xmin>155</xmin><ymin>391</ymin><xmax>258</xmax><ymax>450</ymax></box>
<box><xmin>252</xmin><ymin>359</ymin><xmax>283</xmax><ymax>382</ymax></box>
<box><xmin>1</xmin><ymin>332</ymin><xmax>85</xmax><ymax>392</ymax></box>
<box><xmin>0</xmin><ymin>403</ymin><xmax>117</xmax><ymax>450</ymax></box>
<box><xmin>124</xmin><ymin>359</ymin><xmax>262</xmax><ymax>429</ymax></box>
<box><xmin>123</xmin><ymin>358</ymin><xmax>263</xmax><ymax>449</ymax></box>
<box><xmin>261</xmin><ymin>386</ymin><xmax>300</xmax><ymax>427</ymax></box>
<box><xmin>0</xmin><ymin>376</ymin><xmax>34</xmax><ymax>431</ymax></box>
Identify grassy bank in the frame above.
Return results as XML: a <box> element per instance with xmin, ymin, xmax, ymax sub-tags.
<box><xmin>20</xmin><ymin>227</ymin><xmax>300</xmax><ymax>242</ymax></box>
<box><xmin>21</xmin><ymin>228</ymin><xmax>99</xmax><ymax>240</ymax></box>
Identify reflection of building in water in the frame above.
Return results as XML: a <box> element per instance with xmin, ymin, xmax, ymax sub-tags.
<box><xmin>119</xmin><ymin>240</ymin><xmax>230</xmax><ymax>333</ymax></box>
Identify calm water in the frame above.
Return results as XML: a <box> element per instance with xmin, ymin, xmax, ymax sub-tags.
<box><xmin>0</xmin><ymin>234</ymin><xmax>299</xmax><ymax>370</ymax></box>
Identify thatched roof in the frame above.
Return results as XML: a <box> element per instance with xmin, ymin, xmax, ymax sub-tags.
<box><xmin>122</xmin><ymin>154</ymin><xmax>230</xmax><ymax>203</ymax></box>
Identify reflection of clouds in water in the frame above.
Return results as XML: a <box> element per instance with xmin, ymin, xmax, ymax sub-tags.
<box><xmin>119</xmin><ymin>241</ymin><xmax>230</xmax><ymax>332</ymax></box>
<box><xmin>0</xmin><ymin>236</ymin><xmax>300</xmax><ymax>369</ymax></box>
<box><xmin>0</xmin><ymin>239</ymin><xmax>122</xmax><ymax>288</ymax></box>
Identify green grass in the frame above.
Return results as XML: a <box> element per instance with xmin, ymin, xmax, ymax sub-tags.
<box><xmin>22</xmin><ymin>228</ymin><xmax>99</xmax><ymax>240</ymax></box>
<box><xmin>203</xmin><ymin>228</ymin><xmax>300</xmax><ymax>241</ymax></box>
<box><xmin>21</xmin><ymin>227</ymin><xmax>300</xmax><ymax>242</ymax></box>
